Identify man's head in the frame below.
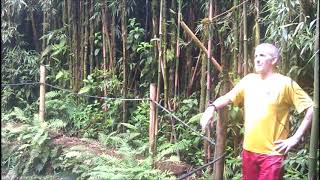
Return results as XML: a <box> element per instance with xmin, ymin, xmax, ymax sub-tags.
<box><xmin>254</xmin><ymin>43</ymin><xmax>280</xmax><ymax>75</ymax></box>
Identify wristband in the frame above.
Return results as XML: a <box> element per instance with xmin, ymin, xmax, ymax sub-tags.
<box><xmin>208</xmin><ymin>103</ymin><xmax>217</xmax><ymax>110</ymax></box>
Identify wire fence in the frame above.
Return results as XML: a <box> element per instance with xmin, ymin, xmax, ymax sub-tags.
<box><xmin>1</xmin><ymin>81</ymin><xmax>222</xmax><ymax>178</ymax></box>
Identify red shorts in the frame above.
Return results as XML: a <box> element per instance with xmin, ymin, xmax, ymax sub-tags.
<box><xmin>242</xmin><ymin>149</ymin><xmax>285</xmax><ymax>180</ymax></box>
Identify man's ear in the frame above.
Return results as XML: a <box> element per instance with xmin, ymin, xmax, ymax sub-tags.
<box><xmin>272</xmin><ymin>58</ymin><xmax>278</xmax><ymax>65</ymax></box>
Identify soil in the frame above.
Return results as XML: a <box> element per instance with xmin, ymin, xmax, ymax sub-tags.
<box><xmin>50</xmin><ymin>132</ymin><xmax>195</xmax><ymax>178</ymax></box>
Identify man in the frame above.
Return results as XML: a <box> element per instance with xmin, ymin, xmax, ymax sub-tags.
<box><xmin>200</xmin><ymin>43</ymin><xmax>314</xmax><ymax>180</ymax></box>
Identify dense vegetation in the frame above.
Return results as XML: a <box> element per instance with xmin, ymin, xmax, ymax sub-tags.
<box><xmin>1</xmin><ymin>0</ymin><xmax>318</xmax><ymax>179</ymax></box>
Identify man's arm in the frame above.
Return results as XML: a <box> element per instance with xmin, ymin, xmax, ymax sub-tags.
<box><xmin>274</xmin><ymin>106</ymin><xmax>314</xmax><ymax>154</ymax></box>
<box><xmin>200</xmin><ymin>95</ymin><xmax>232</xmax><ymax>131</ymax></box>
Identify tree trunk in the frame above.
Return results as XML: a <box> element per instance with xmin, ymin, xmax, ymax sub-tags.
<box><xmin>73</xmin><ymin>1</ymin><xmax>80</xmax><ymax>91</ymax></box>
<box><xmin>214</xmin><ymin>34</ymin><xmax>230</xmax><ymax>180</ymax></box>
<box><xmin>185</xmin><ymin>5</ymin><xmax>195</xmax><ymax>96</ymax></box>
<box><xmin>29</xmin><ymin>7</ymin><xmax>39</xmax><ymax>52</ymax></box>
<box><xmin>299</xmin><ymin>0</ymin><xmax>315</xmax><ymax>20</ymax></box>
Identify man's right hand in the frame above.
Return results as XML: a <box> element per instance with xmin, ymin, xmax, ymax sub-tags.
<box><xmin>200</xmin><ymin>106</ymin><xmax>216</xmax><ymax>131</ymax></box>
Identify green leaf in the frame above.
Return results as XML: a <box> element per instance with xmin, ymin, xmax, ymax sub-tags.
<box><xmin>55</xmin><ymin>71</ymin><xmax>64</xmax><ymax>80</ymax></box>
<box><xmin>94</xmin><ymin>49</ymin><xmax>100</xmax><ymax>56</ymax></box>
<box><xmin>188</xmin><ymin>113</ymin><xmax>203</xmax><ymax>124</ymax></box>
<box><xmin>40</xmin><ymin>46</ymin><xmax>52</xmax><ymax>58</ymax></box>
<box><xmin>78</xmin><ymin>86</ymin><xmax>92</xmax><ymax>94</ymax></box>
<box><xmin>120</xmin><ymin>123</ymin><xmax>138</xmax><ymax>130</ymax></box>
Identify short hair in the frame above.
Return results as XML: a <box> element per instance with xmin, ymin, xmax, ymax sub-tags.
<box><xmin>255</xmin><ymin>43</ymin><xmax>280</xmax><ymax>60</ymax></box>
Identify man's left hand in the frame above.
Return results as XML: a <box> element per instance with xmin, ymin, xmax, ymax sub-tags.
<box><xmin>274</xmin><ymin>136</ymin><xmax>300</xmax><ymax>154</ymax></box>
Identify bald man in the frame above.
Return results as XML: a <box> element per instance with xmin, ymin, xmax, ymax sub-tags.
<box><xmin>200</xmin><ymin>43</ymin><xmax>314</xmax><ymax>180</ymax></box>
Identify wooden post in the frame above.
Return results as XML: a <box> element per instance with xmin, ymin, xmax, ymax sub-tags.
<box><xmin>39</xmin><ymin>65</ymin><xmax>46</xmax><ymax>121</ymax></box>
<box><xmin>149</xmin><ymin>83</ymin><xmax>157</xmax><ymax>167</ymax></box>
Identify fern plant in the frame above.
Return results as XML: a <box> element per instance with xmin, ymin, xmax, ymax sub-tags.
<box><xmin>1</xmin><ymin>115</ymin><xmax>61</xmax><ymax>177</ymax></box>
<box><xmin>54</xmin><ymin>130</ymin><xmax>174</xmax><ymax>179</ymax></box>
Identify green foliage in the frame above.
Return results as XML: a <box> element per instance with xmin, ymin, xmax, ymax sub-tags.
<box><xmin>126</xmin><ymin>18</ymin><xmax>155</xmax><ymax>90</ymax></box>
<box><xmin>59</xmin><ymin>131</ymin><xmax>174</xmax><ymax>179</ymax></box>
<box><xmin>1</xmin><ymin>47</ymin><xmax>40</xmax><ymax>112</ymax></box>
<box><xmin>1</xmin><ymin>115</ymin><xmax>61</xmax><ymax>177</ymax></box>
<box><xmin>2</xmin><ymin>107</ymin><xmax>31</xmax><ymax>124</ymax></box>
<box><xmin>156</xmin><ymin>95</ymin><xmax>205</xmax><ymax>165</ymax></box>
<box><xmin>79</xmin><ymin>69</ymin><xmax>122</xmax><ymax>97</ymax></box>
<box><xmin>224</xmin><ymin>147</ymin><xmax>242</xmax><ymax>179</ymax></box>
<box><xmin>283</xmin><ymin>149</ymin><xmax>309</xmax><ymax>179</ymax></box>
<box><xmin>127</xmin><ymin>18</ymin><xmax>145</xmax><ymax>52</ymax></box>
<box><xmin>263</xmin><ymin>0</ymin><xmax>316</xmax><ymax>85</ymax></box>
<box><xmin>157</xmin><ymin>140</ymin><xmax>190</xmax><ymax>161</ymax></box>
<box><xmin>130</xmin><ymin>100</ymin><xmax>150</xmax><ymax>141</ymax></box>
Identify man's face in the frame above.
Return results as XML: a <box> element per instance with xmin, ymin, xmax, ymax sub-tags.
<box><xmin>254</xmin><ymin>46</ymin><xmax>276</xmax><ymax>74</ymax></box>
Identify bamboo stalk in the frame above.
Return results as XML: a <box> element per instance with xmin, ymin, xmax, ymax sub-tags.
<box><xmin>232</xmin><ymin>0</ymin><xmax>239</xmax><ymax>77</ymax></box>
<box><xmin>121</xmin><ymin>0</ymin><xmax>128</xmax><ymax>129</ymax></box>
<box><xmin>174</xmin><ymin>0</ymin><xmax>181</xmax><ymax>107</ymax></box>
<box><xmin>162</xmin><ymin>0</ymin><xmax>168</xmax><ymax>108</ymax></box>
<box><xmin>243</xmin><ymin>0</ymin><xmax>248</xmax><ymax>75</ymax></box>
<box><xmin>149</xmin><ymin>83</ymin><xmax>157</xmax><ymax>167</ymax></box>
<box><xmin>157</xmin><ymin>0</ymin><xmax>163</xmax><ymax>102</ymax></box>
<box><xmin>254</xmin><ymin>0</ymin><xmax>260</xmax><ymax>47</ymax></box>
<box><xmin>308</xmin><ymin>1</ymin><xmax>319</xmax><ymax>179</ymax></box>
<box><xmin>204</xmin><ymin>0</ymin><xmax>213</xmax><ymax>167</ymax></box>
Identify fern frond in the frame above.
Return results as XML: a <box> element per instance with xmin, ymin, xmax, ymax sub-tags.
<box><xmin>157</xmin><ymin>140</ymin><xmax>189</xmax><ymax>161</ymax></box>
<box><xmin>48</xmin><ymin>119</ymin><xmax>67</xmax><ymax>130</ymax></box>
<box><xmin>2</xmin><ymin>107</ymin><xmax>29</xmax><ymax>123</ymax></box>
<box><xmin>188</xmin><ymin>113</ymin><xmax>203</xmax><ymax>124</ymax></box>
<box><xmin>45</xmin><ymin>91</ymin><xmax>61</xmax><ymax>99</ymax></box>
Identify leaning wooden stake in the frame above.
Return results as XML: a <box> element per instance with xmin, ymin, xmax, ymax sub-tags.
<box><xmin>39</xmin><ymin>65</ymin><xmax>46</xmax><ymax>122</ymax></box>
<box><xmin>180</xmin><ymin>21</ymin><xmax>222</xmax><ymax>73</ymax></box>
<box><xmin>149</xmin><ymin>83</ymin><xmax>157</xmax><ymax>167</ymax></box>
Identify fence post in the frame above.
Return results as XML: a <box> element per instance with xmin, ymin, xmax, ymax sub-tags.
<box><xmin>39</xmin><ymin>65</ymin><xmax>46</xmax><ymax>122</ymax></box>
<box><xmin>149</xmin><ymin>83</ymin><xmax>157</xmax><ymax>167</ymax></box>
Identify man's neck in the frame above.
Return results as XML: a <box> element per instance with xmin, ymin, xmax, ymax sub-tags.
<box><xmin>259</xmin><ymin>71</ymin><xmax>275</xmax><ymax>80</ymax></box>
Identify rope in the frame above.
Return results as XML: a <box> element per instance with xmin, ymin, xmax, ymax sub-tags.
<box><xmin>152</xmin><ymin>100</ymin><xmax>215</xmax><ymax>146</ymax></box>
<box><xmin>1</xmin><ymin>82</ymin><xmax>40</xmax><ymax>86</ymax></box>
<box><xmin>177</xmin><ymin>152</ymin><xmax>227</xmax><ymax>180</ymax></box>
<box><xmin>45</xmin><ymin>83</ymin><xmax>148</xmax><ymax>101</ymax></box>
<box><xmin>1</xmin><ymin>81</ymin><xmax>149</xmax><ymax>101</ymax></box>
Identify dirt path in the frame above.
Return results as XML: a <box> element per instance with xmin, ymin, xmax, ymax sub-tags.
<box><xmin>51</xmin><ymin>133</ymin><xmax>193</xmax><ymax>177</ymax></box>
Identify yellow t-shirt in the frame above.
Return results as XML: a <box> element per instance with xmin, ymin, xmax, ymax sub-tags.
<box><xmin>226</xmin><ymin>73</ymin><xmax>313</xmax><ymax>155</ymax></box>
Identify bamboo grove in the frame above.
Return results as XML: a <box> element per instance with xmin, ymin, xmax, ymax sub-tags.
<box><xmin>1</xmin><ymin>0</ymin><xmax>319</xmax><ymax>178</ymax></box>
